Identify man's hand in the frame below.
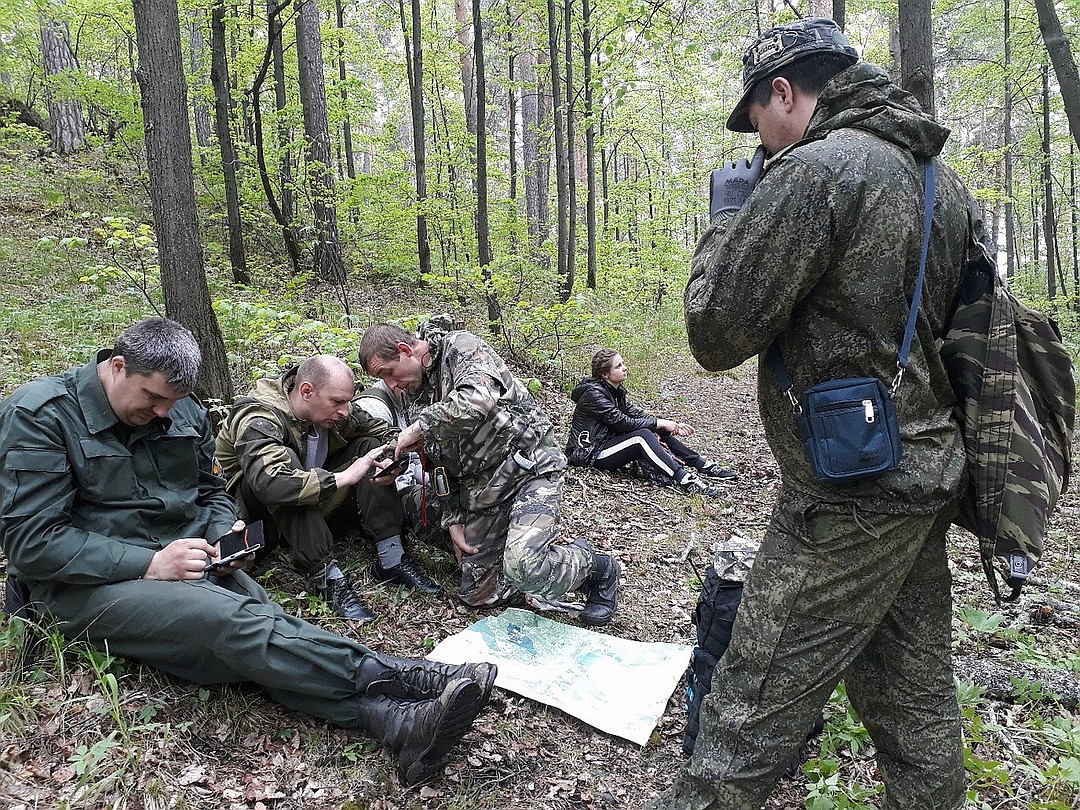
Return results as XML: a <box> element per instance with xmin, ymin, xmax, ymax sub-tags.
<box><xmin>657</xmin><ymin>418</ymin><xmax>694</xmax><ymax>437</ymax></box>
<box><xmin>395</xmin><ymin>421</ymin><xmax>423</xmax><ymax>454</ymax></box>
<box><xmin>448</xmin><ymin>523</ymin><xmax>478</xmax><ymax>565</ymax></box>
<box><xmin>335</xmin><ymin>444</ymin><xmax>388</xmax><ymax>488</ymax></box>
<box><xmin>709</xmin><ymin>145</ymin><xmax>767</xmax><ymax>223</ymax></box>
<box><xmin>145</xmin><ymin>537</ymin><xmax>218</xmax><ymax>581</ymax></box>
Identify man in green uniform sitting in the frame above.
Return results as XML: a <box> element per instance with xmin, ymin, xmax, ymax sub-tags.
<box><xmin>0</xmin><ymin>317</ymin><xmax>494</xmax><ymax>787</ymax></box>
<box><xmin>215</xmin><ymin>355</ymin><xmax>441</xmax><ymax>622</ymax></box>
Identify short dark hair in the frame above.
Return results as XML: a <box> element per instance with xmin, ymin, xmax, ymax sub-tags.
<box><xmin>358</xmin><ymin>323</ymin><xmax>416</xmax><ymax>371</ymax></box>
<box><xmin>112</xmin><ymin>317</ymin><xmax>201</xmax><ymax>391</ymax></box>
<box><xmin>747</xmin><ymin>52</ymin><xmax>855</xmax><ymax>109</ymax></box>
<box><xmin>591</xmin><ymin>349</ymin><xmax>619</xmax><ymax>379</ymax></box>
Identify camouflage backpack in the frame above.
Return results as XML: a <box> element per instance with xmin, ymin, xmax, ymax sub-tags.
<box><xmin>941</xmin><ymin>223</ymin><xmax>1076</xmax><ymax>602</ymax></box>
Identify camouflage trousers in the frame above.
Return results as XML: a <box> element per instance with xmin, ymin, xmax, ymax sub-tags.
<box><xmin>457</xmin><ymin>473</ymin><xmax>592</xmax><ymax>607</ymax></box>
<box><xmin>648</xmin><ymin>491</ymin><xmax>964</xmax><ymax>810</ymax></box>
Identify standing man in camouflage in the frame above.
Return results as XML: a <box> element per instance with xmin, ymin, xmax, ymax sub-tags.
<box><xmin>215</xmin><ymin>355</ymin><xmax>440</xmax><ymax>622</ymax></box>
<box><xmin>358</xmin><ymin>317</ymin><xmax>621</xmax><ymax>626</ymax></box>
<box><xmin>650</xmin><ymin>19</ymin><xmax>975</xmax><ymax>810</ymax></box>
<box><xmin>0</xmin><ymin>318</ymin><xmax>495</xmax><ymax>787</ymax></box>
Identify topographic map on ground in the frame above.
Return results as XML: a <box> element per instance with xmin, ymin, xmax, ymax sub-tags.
<box><xmin>428</xmin><ymin>608</ymin><xmax>692</xmax><ymax>745</ymax></box>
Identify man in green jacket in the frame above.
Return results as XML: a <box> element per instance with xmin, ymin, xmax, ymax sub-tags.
<box><xmin>649</xmin><ymin>19</ymin><xmax>973</xmax><ymax>810</ymax></box>
<box><xmin>0</xmin><ymin>318</ymin><xmax>495</xmax><ymax>787</ymax></box>
<box><xmin>358</xmin><ymin>316</ymin><xmax>621</xmax><ymax>627</ymax></box>
<box><xmin>215</xmin><ymin>355</ymin><xmax>440</xmax><ymax>622</ymax></box>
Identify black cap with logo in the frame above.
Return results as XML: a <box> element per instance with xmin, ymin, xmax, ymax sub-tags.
<box><xmin>726</xmin><ymin>18</ymin><xmax>858</xmax><ymax>133</ymax></box>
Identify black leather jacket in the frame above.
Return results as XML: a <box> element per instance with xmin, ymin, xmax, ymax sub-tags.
<box><xmin>565</xmin><ymin>377</ymin><xmax>658</xmax><ymax>466</ymax></box>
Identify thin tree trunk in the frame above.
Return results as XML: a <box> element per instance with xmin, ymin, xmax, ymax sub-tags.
<box><xmin>560</xmin><ymin>0</ymin><xmax>576</xmax><ymax>301</ymax></box>
<box><xmin>295</xmin><ymin>0</ymin><xmax>346</xmax><ymax>285</ymax></box>
<box><xmin>898</xmin><ymin>0</ymin><xmax>935</xmax><ymax>117</ymax></box>
<box><xmin>1033</xmin><ymin>0</ymin><xmax>1080</xmax><ymax>150</ymax></box>
<box><xmin>211</xmin><ymin>0</ymin><xmax>250</xmax><ymax>285</ymax></box>
<box><xmin>1043</xmin><ymin>64</ymin><xmax>1057</xmax><ymax>298</ymax></box>
<box><xmin>582</xmin><ymin>0</ymin><xmax>596</xmax><ymax>289</ymax></box>
<box><xmin>1005</xmin><ymin>0</ymin><xmax>1015</xmax><ymax>278</ymax></box>
<box><xmin>38</xmin><ymin>14</ymin><xmax>85</xmax><ymax>154</ymax></box>
<box><xmin>506</xmin><ymin>0</ymin><xmax>517</xmax><ymax>203</ymax></box>
<box><xmin>131</xmin><ymin>0</ymin><xmax>233</xmax><ymax>401</ymax></box>
<box><xmin>472</xmin><ymin>0</ymin><xmax>499</xmax><ymax>329</ymax></box>
<box><xmin>270</xmin><ymin>0</ymin><xmax>294</xmax><ymax>223</ymax></box>
<box><xmin>547</xmin><ymin>0</ymin><xmax>568</xmax><ymax>294</ymax></box>
<box><xmin>334</xmin><ymin>0</ymin><xmax>355</xmax><ymax>179</ymax></box>
<box><xmin>190</xmin><ymin>10</ymin><xmax>213</xmax><ymax>149</ymax></box>
<box><xmin>399</xmin><ymin>0</ymin><xmax>431</xmax><ymax>276</ymax></box>
<box><xmin>456</xmin><ymin>0</ymin><xmax>476</xmax><ymax>136</ymax></box>
<box><xmin>832</xmin><ymin>0</ymin><xmax>846</xmax><ymax>29</ymax></box>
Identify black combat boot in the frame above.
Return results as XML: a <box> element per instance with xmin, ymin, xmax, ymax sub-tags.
<box><xmin>357</xmin><ymin>653</ymin><xmax>499</xmax><ymax>704</ymax></box>
<box><xmin>372</xmin><ymin>553</ymin><xmax>443</xmax><ymax>595</ymax></box>
<box><xmin>309</xmin><ymin>565</ymin><xmax>375</xmax><ymax>623</ymax></box>
<box><xmin>572</xmin><ymin>540</ymin><xmax>621</xmax><ymax>627</ymax></box>
<box><xmin>356</xmin><ymin>678</ymin><xmax>483</xmax><ymax>786</ymax></box>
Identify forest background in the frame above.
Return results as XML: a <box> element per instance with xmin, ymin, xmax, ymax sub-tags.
<box><xmin>1</xmin><ymin>0</ymin><xmax>1080</xmax><ymax>807</ymax></box>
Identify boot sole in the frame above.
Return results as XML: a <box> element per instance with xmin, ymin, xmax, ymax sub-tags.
<box><xmin>472</xmin><ymin>662</ymin><xmax>498</xmax><ymax>705</ymax></box>
<box><xmin>401</xmin><ymin>678</ymin><xmax>483</xmax><ymax>786</ymax></box>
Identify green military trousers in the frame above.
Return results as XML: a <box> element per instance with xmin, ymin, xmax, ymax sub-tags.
<box><xmin>458</xmin><ymin>474</ymin><xmax>592</xmax><ymax>608</ymax></box>
<box><xmin>41</xmin><ymin>569</ymin><xmax>378</xmax><ymax>727</ymax></box>
<box><xmin>649</xmin><ymin>492</ymin><xmax>965</xmax><ymax>810</ymax></box>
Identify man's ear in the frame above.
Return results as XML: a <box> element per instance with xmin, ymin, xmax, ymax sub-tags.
<box><xmin>397</xmin><ymin>342</ymin><xmax>414</xmax><ymax>358</ymax></box>
<box><xmin>109</xmin><ymin>355</ymin><xmax>127</xmax><ymax>376</ymax></box>
<box><xmin>771</xmin><ymin>76</ymin><xmax>798</xmax><ymax>112</ymax></box>
<box><xmin>297</xmin><ymin>380</ymin><xmax>314</xmax><ymax>398</ymax></box>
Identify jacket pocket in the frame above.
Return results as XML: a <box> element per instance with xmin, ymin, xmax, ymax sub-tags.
<box><xmin>465</xmin><ymin>449</ymin><xmax>535</xmax><ymax>511</ymax></box>
<box><xmin>3</xmin><ymin>449</ymin><xmax>70</xmax><ymax>517</ymax></box>
<box><xmin>78</xmin><ymin>438</ymin><xmax>138</xmax><ymax>500</ymax></box>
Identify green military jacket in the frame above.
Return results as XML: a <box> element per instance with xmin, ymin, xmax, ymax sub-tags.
<box><xmin>405</xmin><ymin>322</ymin><xmax>565</xmax><ymax>524</ymax></box>
<box><xmin>0</xmin><ymin>351</ymin><xmax>237</xmax><ymax>596</ymax></box>
<box><xmin>215</xmin><ymin>365</ymin><xmax>395</xmax><ymax>507</ymax></box>
<box><xmin>686</xmin><ymin>62</ymin><xmax>970</xmax><ymax>511</ymax></box>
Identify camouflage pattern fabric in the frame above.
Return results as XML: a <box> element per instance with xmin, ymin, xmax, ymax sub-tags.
<box><xmin>941</xmin><ymin>216</ymin><xmax>1076</xmax><ymax>599</ymax></box>
<box><xmin>685</xmin><ymin>62</ymin><xmax>970</xmax><ymax>513</ymax></box>
<box><xmin>650</xmin><ymin>495</ymin><xmax>965</xmax><ymax>810</ymax></box>
<box><xmin>403</xmin><ymin>325</ymin><xmax>591</xmax><ymax>603</ymax></box>
<box><xmin>710</xmin><ymin>534</ymin><xmax>760</xmax><ymax>583</ymax></box>
<box><xmin>660</xmin><ymin>62</ymin><xmax>973</xmax><ymax>810</ymax></box>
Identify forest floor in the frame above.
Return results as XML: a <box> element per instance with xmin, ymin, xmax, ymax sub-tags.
<box><xmin>2</xmin><ymin>346</ymin><xmax>1079</xmax><ymax>810</ymax></box>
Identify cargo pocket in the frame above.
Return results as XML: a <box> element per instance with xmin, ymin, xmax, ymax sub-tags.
<box><xmin>78</xmin><ymin>438</ymin><xmax>137</xmax><ymax>500</ymax></box>
<box><xmin>152</xmin><ymin>428</ymin><xmax>201</xmax><ymax>491</ymax></box>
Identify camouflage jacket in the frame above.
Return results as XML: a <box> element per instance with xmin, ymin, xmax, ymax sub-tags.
<box><xmin>404</xmin><ymin>323</ymin><xmax>565</xmax><ymax>524</ymax></box>
<box><xmin>215</xmin><ymin>366</ymin><xmax>395</xmax><ymax>507</ymax></box>
<box><xmin>686</xmin><ymin>62</ymin><xmax>972</xmax><ymax>511</ymax></box>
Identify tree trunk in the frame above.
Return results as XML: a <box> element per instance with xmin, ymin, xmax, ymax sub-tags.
<box><xmin>190</xmin><ymin>10</ymin><xmax>213</xmax><ymax>149</ymax></box>
<box><xmin>211</xmin><ymin>0</ymin><xmax>250</xmax><ymax>285</ymax></box>
<box><xmin>472</xmin><ymin>0</ymin><xmax>500</xmax><ymax>328</ymax></box>
<box><xmin>832</xmin><ymin>0</ymin><xmax>846</xmax><ymax>29</ymax></box>
<box><xmin>131</xmin><ymin>0</ymin><xmax>234</xmax><ymax>401</ymax></box>
<box><xmin>270</xmin><ymin>0</ymin><xmax>294</xmax><ymax>224</ymax></box>
<box><xmin>334</xmin><ymin>0</ymin><xmax>356</xmax><ymax>179</ymax></box>
<box><xmin>456</xmin><ymin>0</ymin><xmax>476</xmax><ymax>137</ymax></box>
<box><xmin>954</xmin><ymin>657</ymin><xmax>1080</xmax><ymax>710</ymax></box>
<box><xmin>399</xmin><ymin>0</ymin><xmax>431</xmax><ymax>276</ymax></box>
<box><xmin>506</xmin><ymin>0</ymin><xmax>517</xmax><ymax>204</ymax></box>
<box><xmin>1004</xmin><ymin>0</ymin><xmax>1015</xmax><ymax>278</ymax></box>
<box><xmin>582</xmin><ymin>0</ymin><xmax>597</xmax><ymax>289</ymax></box>
<box><xmin>295</xmin><ymin>0</ymin><xmax>345</xmax><ymax>285</ymax></box>
<box><xmin>1043</xmin><ymin>64</ymin><xmax>1057</xmax><ymax>298</ymax></box>
<box><xmin>898</xmin><ymin>0</ymin><xmax>935</xmax><ymax>117</ymax></box>
<box><xmin>547</xmin><ymin>0</ymin><xmax>568</xmax><ymax>294</ymax></box>
<box><xmin>560</xmin><ymin>0</ymin><xmax>576</xmax><ymax>302</ymax></box>
<box><xmin>1033</xmin><ymin>0</ymin><xmax>1080</xmax><ymax>151</ymax></box>
<box><xmin>519</xmin><ymin>46</ymin><xmax>544</xmax><ymax>248</ymax></box>
<box><xmin>38</xmin><ymin>14</ymin><xmax>86</xmax><ymax>155</ymax></box>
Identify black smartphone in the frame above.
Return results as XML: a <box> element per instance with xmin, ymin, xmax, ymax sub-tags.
<box><xmin>206</xmin><ymin>521</ymin><xmax>265</xmax><ymax>572</ymax></box>
<box><xmin>372</xmin><ymin>455</ymin><xmax>409</xmax><ymax>480</ymax></box>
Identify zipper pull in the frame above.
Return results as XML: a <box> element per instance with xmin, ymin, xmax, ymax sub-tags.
<box><xmin>863</xmin><ymin>399</ymin><xmax>875</xmax><ymax>423</ymax></box>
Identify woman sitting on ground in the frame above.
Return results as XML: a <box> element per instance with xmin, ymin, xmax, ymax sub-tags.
<box><xmin>565</xmin><ymin>349</ymin><xmax>737</xmax><ymax>496</ymax></box>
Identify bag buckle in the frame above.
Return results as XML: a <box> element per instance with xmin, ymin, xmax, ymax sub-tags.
<box><xmin>784</xmin><ymin>387</ymin><xmax>802</xmax><ymax>415</ymax></box>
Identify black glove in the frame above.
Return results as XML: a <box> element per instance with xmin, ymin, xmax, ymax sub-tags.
<box><xmin>709</xmin><ymin>146</ymin><xmax>767</xmax><ymax>223</ymax></box>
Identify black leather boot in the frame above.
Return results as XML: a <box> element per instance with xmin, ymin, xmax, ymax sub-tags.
<box><xmin>576</xmin><ymin>544</ymin><xmax>621</xmax><ymax>627</ymax></box>
<box><xmin>309</xmin><ymin>565</ymin><xmax>375</xmax><ymax>623</ymax></box>
<box><xmin>356</xmin><ymin>653</ymin><xmax>498</xmax><ymax>704</ymax></box>
<box><xmin>356</xmin><ymin>678</ymin><xmax>483</xmax><ymax>786</ymax></box>
<box><xmin>372</xmin><ymin>553</ymin><xmax>442</xmax><ymax>595</ymax></box>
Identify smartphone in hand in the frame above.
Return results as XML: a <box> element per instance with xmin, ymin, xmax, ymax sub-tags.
<box><xmin>205</xmin><ymin>521</ymin><xmax>265</xmax><ymax>572</ymax></box>
<box><xmin>372</xmin><ymin>455</ymin><xmax>409</xmax><ymax>481</ymax></box>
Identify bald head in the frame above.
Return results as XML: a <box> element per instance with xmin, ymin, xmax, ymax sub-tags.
<box><xmin>290</xmin><ymin>355</ymin><xmax>357</xmax><ymax>428</ymax></box>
